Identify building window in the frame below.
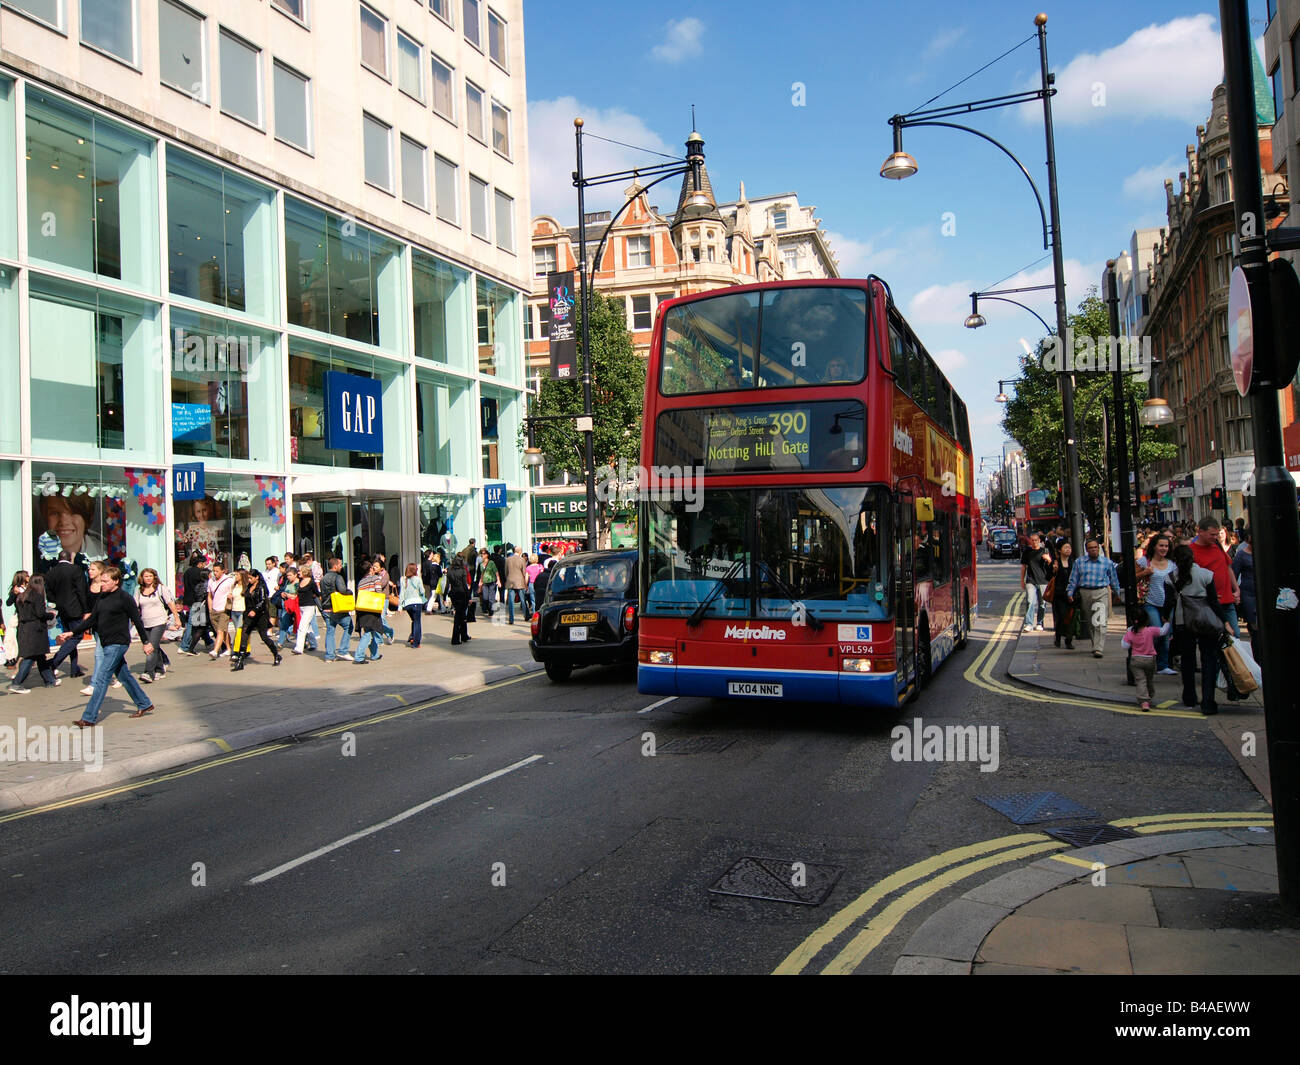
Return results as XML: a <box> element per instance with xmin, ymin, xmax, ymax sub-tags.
<box><xmin>159</xmin><ymin>1</ymin><xmax>206</xmax><ymax>101</ymax></box>
<box><xmin>429</xmin><ymin>0</ymin><xmax>451</xmax><ymax>27</ymax></box>
<box><xmin>2</xmin><ymin>1</ymin><xmax>63</xmax><ymax>30</ymax></box>
<box><xmin>534</xmin><ymin>245</ymin><xmax>556</xmax><ymax>276</ymax></box>
<box><xmin>431</xmin><ymin>55</ymin><xmax>454</xmax><ymax>122</ymax></box>
<box><xmin>359</xmin><ymin>3</ymin><xmax>387</xmax><ymax>78</ymax></box>
<box><xmin>656</xmin><ymin>291</ymin><xmax>673</xmax><ymax>309</ymax></box>
<box><xmin>434</xmin><ymin>155</ymin><xmax>458</xmax><ymax>223</ymax></box>
<box><xmin>626</xmin><ymin>234</ymin><xmax>650</xmax><ymax>268</ymax></box>
<box><xmin>220</xmin><ymin>29</ymin><xmax>262</xmax><ymax>127</ymax></box>
<box><xmin>465</xmin><ymin>82</ymin><xmax>485</xmax><ymax>142</ymax></box>
<box><xmin>413</xmin><ymin>250</ymin><xmax>468</xmax><ymax>365</ymax></box>
<box><xmin>469</xmin><ymin>175</ymin><xmax>489</xmax><ymax>240</ymax></box>
<box><xmin>1291</xmin><ymin>30</ymin><xmax>1300</xmax><ymax>99</ymax></box>
<box><xmin>1271</xmin><ymin>62</ymin><xmax>1283</xmax><ymax>122</ymax></box>
<box><xmin>397</xmin><ymin>30</ymin><xmax>423</xmax><ymax>101</ymax></box>
<box><xmin>706</xmin><ymin>245</ymin><xmax>715</xmax><ymax>262</ymax></box>
<box><xmin>487</xmin><ymin>8</ymin><xmax>507</xmax><ymax>69</ymax></box>
<box><xmin>491</xmin><ymin>100</ymin><xmax>511</xmax><ymax>157</ymax></box>
<box><xmin>273</xmin><ymin>61</ymin><xmax>311</xmax><ymax>151</ymax></box>
<box><xmin>81</xmin><ymin>0</ymin><xmax>135</xmax><ymax>65</ymax></box>
<box><xmin>771</xmin><ymin>208</ymin><xmax>787</xmax><ymax>229</ymax></box>
<box><xmin>538</xmin><ymin>303</ymin><xmax>550</xmax><ymax>339</ymax></box>
<box><xmin>494</xmin><ymin>189</ymin><xmax>513</xmax><ymax>252</ymax></box>
<box><xmin>463</xmin><ymin>0</ymin><xmax>480</xmax><ymax>49</ymax></box>
<box><xmin>271</xmin><ymin>0</ymin><xmax>305</xmax><ymax>20</ymax></box>
<box><xmin>522</xmin><ymin>305</ymin><xmax>533</xmax><ymax>342</ymax></box>
<box><xmin>401</xmin><ymin>135</ymin><xmax>427</xmax><ymax>210</ymax></box>
<box><xmin>783</xmin><ymin>248</ymin><xmax>798</xmax><ymax>272</ymax></box>
<box><xmin>363</xmin><ymin>113</ymin><xmax>392</xmax><ymax>192</ymax></box>
<box><xmin>1213</xmin><ymin>154</ymin><xmax>1230</xmax><ymax>204</ymax></box>
<box><xmin>631</xmin><ymin>294</ymin><xmax>651</xmax><ymax>330</ymax></box>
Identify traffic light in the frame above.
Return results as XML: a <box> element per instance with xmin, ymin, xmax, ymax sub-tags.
<box><xmin>1211</xmin><ymin>486</ymin><xmax>1226</xmax><ymax>510</ymax></box>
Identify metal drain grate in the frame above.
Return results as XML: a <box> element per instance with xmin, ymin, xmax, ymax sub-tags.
<box><xmin>976</xmin><ymin>791</ymin><xmax>1100</xmax><ymax>825</ymax></box>
<box><xmin>708</xmin><ymin>856</ymin><xmax>842</xmax><ymax>905</ymax></box>
<box><xmin>1044</xmin><ymin>824</ymin><xmax>1139</xmax><ymax>847</ymax></box>
<box><xmin>658</xmin><ymin>736</ymin><xmax>735</xmax><ymax>754</ymax></box>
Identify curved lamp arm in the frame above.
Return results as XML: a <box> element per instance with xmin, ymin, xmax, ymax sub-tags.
<box><xmin>978</xmin><ymin>295</ymin><xmax>1053</xmax><ymax>335</ymax></box>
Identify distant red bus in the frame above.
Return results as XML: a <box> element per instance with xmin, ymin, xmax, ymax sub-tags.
<box><xmin>636</xmin><ymin>279</ymin><xmax>977</xmax><ymax>709</ymax></box>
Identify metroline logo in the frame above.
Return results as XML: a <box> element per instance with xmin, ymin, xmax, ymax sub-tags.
<box><xmin>723</xmin><ymin>625</ymin><xmax>787</xmax><ymax>641</ymax></box>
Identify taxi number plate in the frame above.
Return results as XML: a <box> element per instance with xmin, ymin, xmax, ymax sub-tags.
<box><xmin>569</xmin><ymin>627</ymin><xmax>589</xmax><ymax>641</ymax></box>
<box><xmin>563</xmin><ymin>613</ymin><xmax>599</xmax><ymax>624</ymax></box>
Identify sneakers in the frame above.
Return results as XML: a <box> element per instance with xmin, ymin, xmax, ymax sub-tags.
<box><xmin>111</xmin><ymin>678</ymin><xmax>121</xmax><ymax>689</ymax></box>
<box><xmin>52</xmin><ymin>677</ymin><xmax>62</xmax><ymax>687</ymax></box>
<box><xmin>1034</xmin><ymin>624</ymin><xmax>1044</xmax><ymax>631</ymax></box>
<box><xmin>9</xmin><ymin>686</ymin><xmax>29</xmax><ymax>695</ymax></box>
<box><xmin>140</xmin><ymin>673</ymin><xmax>153</xmax><ymax>684</ymax></box>
<box><xmin>80</xmin><ymin>685</ymin><xmax>94</xmax><ymax>696</ymax></box>
<box><xmin>1140</xmin><ymin>701</ymin><xmax>1151</xmax><ymax>711</ymax></box>
<box><xmin>178</xmin><ymin>648</ymin><xmax>197</xmax><ymax>656</ymax></box>
<box><xmin>384</xmin><ymin>635</ymin><xmax>394</xmax><ymax>645</ymax></box>
<box><xmin>1092</xmin><ymin>651</ymin><xmax>1104</xmax><ymax>658</ymax></box>
<box><xmin>209</xmin><ymin>650</ymin><xmax>218</xmax><ymax>660</ymax></box>
<box><xmin>218</xmin><ymin>649</ymin><xmax>230</xmax><ymax>658</ymax></box>
<box><xmin>1158</xmin><ymin>667</ymin><xmax>1179</xmax><ymax>676</ymax></box>
<box><xmin>1023</xmin><ymin>625</ymin><xmax>1033</xmax><ymax>632</ymax></box>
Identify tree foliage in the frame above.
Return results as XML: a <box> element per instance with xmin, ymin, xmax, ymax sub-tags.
<box><xmin>1001</xmin><ymin>288</ymin><xmax>1178</xmax><ymax>532</ymax></box>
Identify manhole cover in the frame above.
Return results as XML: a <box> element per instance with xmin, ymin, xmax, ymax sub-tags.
<box><xmin>1044</xmin><ymin>824</ymin><xmax>1139</xmax><ymax>847</ymax></box>
<box><xmin>658</xmin><ymin>736</ymin><xmax>735</xmax><ymax>754</ymax></box>
<box><xmin>708</xmin><ymin>856</ymin><xmax>841</xmax><ymax>905</ymax></box>
<box><xmin>976</xmin><ymin>791</ymin><xmax>1099</xmax><ymax>825</ymax></box>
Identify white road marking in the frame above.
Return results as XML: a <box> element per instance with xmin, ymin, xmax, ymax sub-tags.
<box><xmin>248</xmin><ymin>754</ymin><xmax>544</xmax><ymax>884</ymax></box>
<box><xmin>637</xmin><ymin>696</ymin><xmax>677</xmax><ymax>714</ymax></box>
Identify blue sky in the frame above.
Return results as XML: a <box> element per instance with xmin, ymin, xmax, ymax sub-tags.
<box><xmin>523</xmin><ymin>1</ymin><xmax>1272</xmax><ymax>479</ymax></box>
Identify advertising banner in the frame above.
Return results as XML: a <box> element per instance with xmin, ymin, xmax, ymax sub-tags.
<box><xmin>547</xmin><ymin>271</ymin><xmax>577</xmax><ymax>380</ymax></box>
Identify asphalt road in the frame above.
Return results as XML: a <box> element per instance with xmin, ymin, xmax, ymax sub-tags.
<box><xmin>0</xmin><ymin>559</ymin><xmax>1265</xmax><ymax>974</ymax></box>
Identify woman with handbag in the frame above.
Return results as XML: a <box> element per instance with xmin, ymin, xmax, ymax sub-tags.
<box><xmin>352</xmin><ymin>559</ymin><xmax>388</xmax><ymax>664</ymax></box>
<box><xmin>134</xmin><ymin>567</ymin><xmax>181</xmax><ymax>683</ymax></box>
<box><xmin>1136</xmin><ymin>533</ymin><xmax>1178</xmax><ymax>674</ymax></box>
<box><xmin>1170</xmin><ymin>543</ymin><xmax>1232</xmax><ymax>716</ymax></box>
<box><xmin>400</xmin><ymin>563</ymin><xmax>426</xmax><ymax>648</ymax></box>
<box><xmin>1050</xmin><ymin>540</ymin><xmax>1076</xmax><ymax>649</ymax></box>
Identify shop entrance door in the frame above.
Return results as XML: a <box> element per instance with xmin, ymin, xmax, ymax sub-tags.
<box><xmin>350</xmin><ymin>498</ymin><xmax>401</xmax><ymax>572</ymax></box>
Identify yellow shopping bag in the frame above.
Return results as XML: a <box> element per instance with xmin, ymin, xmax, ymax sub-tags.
<box><xmin>330</xmin><ymin>592</ymin><xmax>356</xmax><ymax>613</ymax></box>
<box><xmin>356</xmin><ymin>589</ymin><xmax>386</xmax><ymax>613</ymax></box>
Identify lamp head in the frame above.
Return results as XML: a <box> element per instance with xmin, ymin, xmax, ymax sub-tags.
<box><xmin>522</xmin><ymin>447</ymin><xmax>545</xmax><ymax>468</ymax></box>
<box><xmin>965</xmin><ymin>313</ymin><xmax>986</xmax><ymax>329</ymax></box>
<box><xmin>880</xmin><ymin>151</ymin><xmax>917</xmax><ymax>180</ymax></box>
<box><xmin>1138</xmin><ymin>397</ymin><xmax>1175</xmax><ymax>426</ymax></box>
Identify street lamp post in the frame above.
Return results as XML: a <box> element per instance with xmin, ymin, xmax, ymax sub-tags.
<box><xmin>572</xmin><ymin>119</ymin><xmax>706</xmax><ymax>547</ymax></box>
<box><xmin>882</xmin><ymin>13</ymin><xmax>1085</xmax><ymax>555</ymax></box>
<box><xmin>1105</xmin><ymin>263</ymin><xmax>1138</xmax><ymax>616</ymax></box>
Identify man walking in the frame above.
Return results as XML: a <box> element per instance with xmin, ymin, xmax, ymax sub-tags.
<box><xmin>1065</xmin><ymin>538</ymin><xmax>1123</xmax><ymax>658</ymax></box>
<box><xmin>179</xmin><ymin>552</ymin><xmax>213</xmax><ymax>655</ymax></box>
<box><xmin>1019</xmin><ymin>533</ymin><xmax>1053</xmax><ymax>632</ymax></box>
<box><xmin>504</xmin><ymin>545</ymin><xmax>527</xmax><ymax>624</ymax></box>
<box><xmin>61</xmin><ymin>565</ymin><xmax>155</xmax><ymax>726</ymax></box>
<box><xmin>1190</xmin><ymin>516</ymin><xmax>1241</xmax><ymax>638</ymax></box>
<box><xmin>207</xmin><ymin>559</ymin><xmax>235</xmax><ymax>659</ymax></box>
<box><xmin>46</xmin><ymin>551</ymin><xmax>90</xmax><ymax>678</ymax></box>
<box><xmin>319</xmin><ymin>557</ymin><xmax>353</xmax><ymax>662</ymax></box>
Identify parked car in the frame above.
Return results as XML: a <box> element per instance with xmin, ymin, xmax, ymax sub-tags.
<box><xmin>530</xmin><ymin>549</ymin><xmax>639</xmax><ymax>682</ymax></box>
<box><xmin>987</xmin><ymin>528</ymin><xmax>1020</xmax><ymax>560</ymax></box>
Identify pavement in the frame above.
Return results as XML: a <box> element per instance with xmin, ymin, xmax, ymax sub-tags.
<box><xmin>0</xmin><ymin>607</ymin><xmax>541</xmax><ymax>812</ymax></box>
<box><xmin>889</xmin><ymin>593</ymin><xmax>1295</xmax><ymax>977</ymax></box>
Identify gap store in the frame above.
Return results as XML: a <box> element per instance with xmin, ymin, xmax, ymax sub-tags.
<box><xmin>0</xmin><ymin>73</ymin><xmax>530</xmax><ymax>589</ymax></box>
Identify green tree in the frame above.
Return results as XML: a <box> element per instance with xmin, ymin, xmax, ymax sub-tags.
<box><xmin>1001</xmin><ymin>289</ymin><xmax>1177</xmax><ymax>533</ymax></box>
<box><xmin>526</xmin><ymin>292</ymin><xmax>645</xmax><ymax>544</ymax></box>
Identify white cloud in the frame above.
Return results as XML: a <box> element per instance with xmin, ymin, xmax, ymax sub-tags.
<box><xmin>1022</xmin><ymin>15</ymin><xmax>1222</xmax><ymax>125</ymax></box>
<box><xmin>824</xmin><ymin>231</ymin><xmax>899</xmax><ymax>275</ymax></box>
<box><xmin>527</xmin><ymin>98</ymin><xmax>675</xmax><ymax>220</ymax></box>
<box><xmin>934</xmin><ymin>348</ymin><xmax>968</xmax><ymax>373</ymax></box>
<box><xmin>1122</xmin><ymin>157</ymin><xmax>1181</xmax><ymax>200</ymax></box>
<box><xmin>651</xmin><ymin>18</ymin><xmax>705</xmax><ymax>63</ymax></box>
<box><xmin>905</xmin><ymin>259</ymin><xmax>1103</xmax><ymax>329</ymax></box>
<box><xmin>924</xmin><ymin>27</ymin><xmax>965</xmax><ymax>60</ymax></box>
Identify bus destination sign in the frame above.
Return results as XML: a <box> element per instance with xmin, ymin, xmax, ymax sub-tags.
<box><xmin>707</xmin><ymin>407</ymin><xmax>810</xmax><ymax>470</ymax></box>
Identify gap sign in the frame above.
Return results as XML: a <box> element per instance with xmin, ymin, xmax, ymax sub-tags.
<box><xmin>173</xmin><ymin>462</ymin><xmax>205</xmax><ymax>501</ymax></box>
<box><xmin>324</xmin><ymin>370</ymin><xmax>384</xmax><ymax>453</ymax></box>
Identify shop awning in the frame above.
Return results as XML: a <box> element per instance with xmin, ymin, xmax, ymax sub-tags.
<box><xmin>289</xmin><ymin>470</ymin><xmax>476</xmax><ymax>499</ymax></box>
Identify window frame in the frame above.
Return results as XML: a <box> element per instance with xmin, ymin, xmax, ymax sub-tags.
<box><xmin>430</xmin><ymin>53</ymin><xmax>455</xmax><ymax>124</ymax></box>
<box><xmin>626</xmin><ymin>234</ymin><xmax>651</xmax><ymax>268</ymax></box>
<box><xmin>396</xmin><ymin>28</ymin><xmax>424</xmax><ymax>103</ymax></box>
<box><xmin>533</xmin><ymin>245</ymin><xmax>556</xmax><ymax>277</ymax></box>
<box><xmin>490</xmin><ymin>98</ymin><xmax>511</xmax><ymax>159</ymax></box>
<box><xmin>487</xmin><ymin>7</ymin><xmax>508</xmax><ymax>71</ymax></box>
<box><xmin>359</xmin><ymin>2</ymin><xmax>389</xmax><ymax>81</ymax></box>
<box><xmin>630</xmin><ymin>293</ymin><xmax>652</xmax><ymax>331</ymax></box>
<box><xmin>362</xmin><ymin>111</ymin><xmax>394</xmax><ymax>194</ymax></box>
<box><xmin>158</xmin><ymin>0</ymin><xmax>207</xmax><ymax>103</ymax></box>
<box><xmin>272</xmin><ymin>59</ymin><xmax>312</xmax><ymax>153</ymax></box>
<box><xmin>401</xmin><ymin>133</ymin><xmax>428</xmax><ymax>211</ymax></box>
<box><xmin>465</xmin><ymin>80</ymin><xmax>486</xmax><ymax>143</ymax></box>
<box><xmin>270</xmin><ymin>0</ymin><xmax>308</xmax><ymax>26</ymax></box>
<box><xmin>218</xmin><ymin>27</ymin><xmax>264</xmax><ymax>130</ymax></box>
<box><xmin>434</xmin><ymin>153</ymin><xmax>459</xmax><ymax>225</ymax></box>
<box><xmin>80</xmin><ymin>0</ymin><xmax>138</xmax><ymax>68</ymax></box>
<box><xmin>468</xmin><ymin>174</ymin><xmax>490</xmax><ymax>242</ymax></box>
<box><xmin>462</xmin><ymin>0</ymin><xmax>481</xmax><ymax>50</ymax></box>
<box><xmin>494</xmin><ymin>188</ymin><xmax>513</xmax><ymax>252</ymax></box>
<box><xmin>1</xmin><ymin>0</ymin><xmax>65</xmax><ymax>33</ymax></box>
<box><xmin>429</xmin><ymin>0</ymin><xmax>452</xmax><ymax>29</ymax></box>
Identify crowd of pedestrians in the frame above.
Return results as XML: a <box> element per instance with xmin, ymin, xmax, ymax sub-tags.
<box><xmin>2</xmin><ymin>540</ymin><xmax>568</xmax><ymax>723</ymax></box>
<box><xmin>1016</xmin><ymin>514</ymin><xmax>1250</xmax><ymax>715</ymax></box>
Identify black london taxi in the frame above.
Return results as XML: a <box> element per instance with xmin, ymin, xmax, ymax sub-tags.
<box><xmin>530</xmin><ymin>549</ymin><xmax>639</xmax><ymax>682</ymax></box>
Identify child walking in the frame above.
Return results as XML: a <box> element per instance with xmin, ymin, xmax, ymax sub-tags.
<box><xmin>1121</xmin><ymin>613</ymin><xmax>1172</xmax><ymax>712</ymax></box>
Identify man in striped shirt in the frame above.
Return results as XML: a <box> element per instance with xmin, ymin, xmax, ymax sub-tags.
<box><xmin>1065</xmin><ymin>539</ymin><xmax>1124</xmax><ymax>657</ymax></box>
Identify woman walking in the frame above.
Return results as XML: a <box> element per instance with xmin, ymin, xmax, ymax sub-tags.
<box><xmin>1231</xmin><ymin>529</ymin><xmax>1256</xmax><ymax>638</ymax></box>
<box><xmin>1050</xmin><ymin>540</ymin><xmax>1077</xmax><ymax>650</ymax></box>
<box><xmin>134</xmin><ymin>568</ymin><xmax>180</xmax><ymax>683</ymax></box>
<box><xmin>448</xmin><ymin>555</ymin><xmax>471</xmax><ymax>646</ymax></box>
<box><xmin>478</xmin><ymin>548</ymin><xmax>498</xmax><ymax>617</ymax></box>
<box><xmin>231</xmin><ymin>568</ymin><xmax>281</xmax><ymax>671</ymax></box>
<box><xmin>1135</xmin><ymin>532</ymin><xmax>1179</xmax><ymax>675</ymax></box>
<box><xmin>8</xmin><ymin>574</ymin><xmax>61</xmax><ymax>693</ymax></box>
<box><xmin>352</xmin><ymin>559</ymin><xmax>388</xmax><ymax>664</ymax></box>
<box><xmin>1170</xmin><ymin>543</ymin><xmax>1231</xmax><ymax>716</ymax></box>
<box><xmin>279</xmin><ymin>565</ymin><xmax>301</xmax><ymax>647</ymax></box>
<box><xmin>229</xmin><ymin>570</ymin><xmax>247</xmax><ymax>640</ymax></box>
<box><xmin>400</xmin><ymin>563</ymin><xmax>426</xmax><ymax>647</ymax></box>
<box><xmin>5</xmin><ymin>570</ymin><xmax>28</xmax><ymax>673</ymax></box>
<box><xmin>293</xmin><ymin>564</ymin><xmax>320</xmax><ymax>655</ymax></box>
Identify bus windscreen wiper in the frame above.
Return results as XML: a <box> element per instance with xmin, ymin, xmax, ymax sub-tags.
<box><xmin>760</xmin><ymin>563</ymin><xmax>824</xmax><ymax>631</ymax></box>
<box><xmin>687</xmin><ymin>557</ymin><xmax>745</xmax><ymax>628</ymax></box>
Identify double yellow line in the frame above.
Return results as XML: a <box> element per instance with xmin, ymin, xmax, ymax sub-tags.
<box><xmin>774</xmin><ymin>811</ymin><xmax>1273</xmax><ymax>975</ymax></box>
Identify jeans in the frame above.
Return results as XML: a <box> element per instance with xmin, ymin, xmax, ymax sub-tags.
<box><xmin>324</xmin><ymin>613</ymin><xmax>353</xmax><ymax>660</ymax></box>
<box><xmin>353</xmin><ymin>629</ymin><xmax>382</xmax><ymax>662</ymax></box>
<box><xmin>143</xmin><ymin>624</ymin><xmax>171</xmax><ymax>675</ymax></box>
<box><xmin>505</xmin><ymin>587</ymin><xmax>525</xmax><ymax>624</ymax></box>
<box><xmin>295</xmin><ymin>605</ymin><xmax>319</xmax><ymax>653</ymax></box>
<box><xmin>13</xmin><ymin>655</ymin><xmax>55</xmax><ymax>687</ymax></box>
<box><xmin>1145</xmin><ymin>603</ymin><xmax>1172</xmax><ymax>670</ymax></box>
<box><xmin>48</xmin><ymin>613</ymin><xmax>85</xmax><ymax>675</ymax></box>
<box><xmin>182</xmin><ymin>610</ymin><xmax>213</xmax><ymax>652</ymax></box>
<box><xmin>1178</xmin><ymin>626</ymin><xmax>1221</xmax><ymax>711</ymax></box>
<box><xmin>380</xmin><ymin>609</ymin><xmax>394</xmax><ymax>641</ymax></box>
<box><xmin>1222</xmin><ymin>604</ymin><xmax>1241</xmax><ymax>639</ymax></box>
<box><xmin>1023</xmin><ymin>583</ymin><xmax>1046</xmax><ymax>628</ymax></box>
<box><xmin>406</xmin><ymin>605</ymin><xmax>423</xmax><ymax>646</ymax></box>
<box><xmin>81</xmin><ymin>642</ymin><xmax>152</xmax><ymax>724</ymax></box>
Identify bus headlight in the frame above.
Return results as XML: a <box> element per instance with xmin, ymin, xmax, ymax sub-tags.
<box><xmin>842</xmin><ymin>658</ymin><xmax>872</xmax><ymax>672</ymax></box>
<box><xmin>639</xmin><ymin>649</ymin><xmax>675</xmax><ymax>665</ymax></box>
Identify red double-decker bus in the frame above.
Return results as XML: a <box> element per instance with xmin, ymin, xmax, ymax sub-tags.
<box><xmin>636</xmin><ymin>279</ymin><xmax>976</xmax><ymax>708</ymax></box>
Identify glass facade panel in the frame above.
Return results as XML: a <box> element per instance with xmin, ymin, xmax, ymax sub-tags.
<box><xmin>0</xmin><ymin>462</ymin><xmax>21</xmax><ymax>607</ymax></box>
<box><xmin>475</xmin><ymin>276</ymin><xmax>519</xmax><ymax>381</ymax></box>
<box><xmin>0</xmin><ymin>77</ymin><xmax>14</xmax><ymax>260</ymax></box>
<box><xmin>28</xmin><ymin>278</ymin><xmax>162</xmax><ymax>461</ymax></box>
<box><xmin>416</xmin><ymin>368</ymin><xmax>471</xmax><ymax>476</ymax></box>
<box><xmin>166</xmin><ymin>148</ymin><xmax>277</xmax><ymax>319</ymax></box>
<box><xmin>413</xmin><ymin>250</ymin><xmax>468</xmax><ymax>367</ymax></box>
<box><xmin>159</xmin><ymin>0</ymin><xmax>205</xmax><ymax>101</ymax></box>
<box><xmin>25</xmin><ymin>90</ymin><xmax>159</xmax><ymax>291</ymax></box>
<box><xmin>0</xmin><ymin>267</ymin><xmax>18</xmax><ymax>452</ymax></box>
<box><xmin>82</xmin><ymin>0</ymin><xmax>135</xmax><ymax>65</ymax></box>
<box><xmin>287</xmin><ymin>342</ymin><xmax>409</xmax><ymax>471</ymax></box>
<box><xmin>169</xmin><ymin>308</ymin><xmax>281</xmax><ymax>466</ymax></box>
<box><xmin>285</xmin><ymin>197</ymin><xmax>403</xmax><ymax>351</ymax></box>
<box><xmin>174</xmin><ymin>472</ymin><xmax>281</xmax><ymax>578</ymax></box>
<box><xmin>220</xmin><ymin>30</ymin><xmax>261</xmax><ymax>127</ymax></box>
<box><xmin>273</xmin><ymin>62</ymin><xmax>311</xmax><ymax>151</ymax></box>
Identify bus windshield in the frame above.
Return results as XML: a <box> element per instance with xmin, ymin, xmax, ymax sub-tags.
<box><xmin>643</xmin><ymin>486</ymin><xmax>891</xmax><ymax>621</ymax></box>
<box><xmin>660</xmin><ymin>286</ymin><xmax>868</xmax><ymax>394</ymax></box>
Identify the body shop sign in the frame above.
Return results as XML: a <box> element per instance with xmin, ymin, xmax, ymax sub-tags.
<box><xmin>324</xmin><ymin>371</ymin><xmax>383</xmax><ymax>453</ymax></box>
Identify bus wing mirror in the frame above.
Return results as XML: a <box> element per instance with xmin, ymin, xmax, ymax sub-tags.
<box><xmin>915</xmin><ymin>498</ymin><xmax>935</xmax><ymax>522</ymax></box>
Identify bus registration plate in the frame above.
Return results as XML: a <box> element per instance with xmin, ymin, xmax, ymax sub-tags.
<box><xmin>728</xmin><ymin>681</ymin><xmax>783</xmax><ymax>697</ymax></box>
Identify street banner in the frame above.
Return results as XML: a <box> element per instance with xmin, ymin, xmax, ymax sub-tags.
<box><xmin>547</xmin><ymin>271</ymin><xmax>576</xmax><ymax>380</ymax></box>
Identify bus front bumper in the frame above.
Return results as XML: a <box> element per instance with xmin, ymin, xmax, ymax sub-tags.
<box><xmin>637</xmin><ymin>664</ymin><xmax>900</xmax><ymax>708</ymax></box>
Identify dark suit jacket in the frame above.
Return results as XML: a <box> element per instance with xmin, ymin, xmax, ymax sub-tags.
<box><xmin>45</xmin><ymin>561</ymin><xmax>88</xmax><ymax>619</ymax></box>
